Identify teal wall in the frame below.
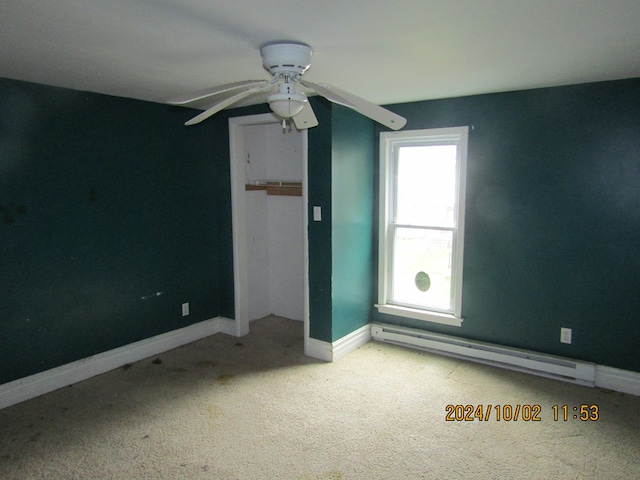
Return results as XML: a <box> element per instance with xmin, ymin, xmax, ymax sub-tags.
<box><xmin>0</xmin><ymin>78</ymin><xmax>225</xmax><ymax>384</ymax></box>
<box><xmin>331</xmin><ymin>106</ymin><xmax>375</xmax><ymax>341</ymax></box>
<box><xmin>0</xmin><ymin>75</ymin><xmax>370</xmax><ymax>381</ymax></box>
<box><xmin>306</xmin><ymin>98</ymin><xmax>334</xmax><ymax>342</ymax></box>
<box><xmin>3</xmin><ymin>75</ymin><xmax>637</xmax><ymax>384</ymax></box>
<box><xmin>306</xmin><ymin>100</ymin><xmax>376</xmax><ymax>343</ymax></box>
<box><xmin>374</xmin><ymin>78</ymin><xmax>640</xmax><ymax>372</ymax></box>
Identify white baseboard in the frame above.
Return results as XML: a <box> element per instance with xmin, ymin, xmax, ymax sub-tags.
<box><xmin>217</xmin><ymin>316</ymin><xmax>240</xmax><ymax>336</ymax></box>
<box><xmin>5</xmin><ymin>318</ymin><xmax>636</xmax><ymax>411</ymax></box>
<box><xmin>332</xmin><ymin>323</ymin><xmax>372</xmax><ymax>362</ymax></box>
<box><xmin>305</xmin><ymin>337</ymin><xmax>333</xmax><ymax>362</ymax></box>
<box><xmin>305</xmin><ymin>323</ymin><xmax>372</xmax><ymax>362</ymax></box>
<box><xmin>595</xmin><ymin>365</ymin><xmax>640</xmax><ymax>396</ymax></box>
<box><xmin>0</xmin><ymin>316</ymin><xmax>236</xmax><ymax>410</ymax></box>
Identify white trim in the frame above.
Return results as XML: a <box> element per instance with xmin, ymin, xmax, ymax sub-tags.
<box><xmin>378</xmin><ymin>127</ymin><xmax>468</xmax><ymax>322</ymax></box>
<box><xmin>452</xmin><ymin>127</ymin><xmax>468</xmax><ymax>316</ymax></box>
<box><xmin>216</xmin><ymin>316</ymin><xmax>239</xmax><ymax>336</ymax></box>
<box><xmin>0</xmin><ymin>317</ymin><xmax>237</xmax><ymax>410</ymax></box>
<box><xmin>305</xmin><ymin>324</ymin><xmax>372</xmax><ymax>362</ymax></box>
<box><xmin>332</xmin><ymin>323</ymin><xmax>372</xmax><ymax>362</ymax></box>
<box><xmin>228</xmin><ymin>113</ymin><xmax>310</xmax><ymax>341</ymax></box>
<box><xmin>4</xmin><ymin>320</ymin><xmax>637</xmax><ymax>411</ymax></box>
<box><xmin>595</xmin><ymin>365</ymin><xmax>640</xmax><ymax>397</ymax></box>
<box><xmin>377</xmin><ymin>130</ymin><xmax>392</xmax><ymax>306</ymax></box>
<box><xmin>376</xmin><ymin>304</ymin><xmax>463</xmax><ymax>327</ymax></box>
<box><xmin>305</xmin><ymin>337</ymin><xmax>333</xmax><ymax>362</ymax></box>
<box><xmin>302</xmin><ymin>129</ymin><xmax>311</xmax><ymax>356</ymax></box>
<box><xmin>229</xmin><ymin>115</ymin><xmax>270</xmax><ymax>336</ymax></box>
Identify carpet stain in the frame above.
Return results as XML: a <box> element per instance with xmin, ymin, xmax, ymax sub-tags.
<box><xmin>216</xmin><ymin>374</ymin><xmax>234</xmax><ymax>385</ymax></box>
<box><xmin>324</xmin><ymin>472</ymin><xmax>344</xmax><ymax>480</ymax></box>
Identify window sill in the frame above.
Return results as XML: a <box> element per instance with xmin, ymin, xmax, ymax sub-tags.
<box><xmin>375</xmin><ymin>304</ymin><xmax>463</xmax><ymax>327</ymax></box>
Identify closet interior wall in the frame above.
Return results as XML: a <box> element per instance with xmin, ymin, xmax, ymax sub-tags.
<box><xmin>244</xmin><ymin>123</ymin><xmax>305</xmax><ymax>322</ymax></box>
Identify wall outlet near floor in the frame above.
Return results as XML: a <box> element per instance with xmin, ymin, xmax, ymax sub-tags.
<box><xmin>560</xmin><ymin>327</ymin><xmax>572</xmax><ymax>344</ymax></box>
<box><xmin>182</xmin><ymin>302</ymin><xmax>189</xmax><ymax>316</ymax></box>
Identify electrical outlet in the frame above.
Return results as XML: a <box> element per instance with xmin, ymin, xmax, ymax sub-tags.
<box><xmin>182</xmin><ymin>302</ymin><xmax>189</xmax><ymax>316</ymax></box>
<box><xmin>560</xmin><ymin>327</ymin><xmax>572</xmax><ymax>344</ymax></box>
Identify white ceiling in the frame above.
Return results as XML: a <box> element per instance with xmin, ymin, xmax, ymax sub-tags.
<box><xmin>2</xmin><ymin>0</ymin><xmax>640</xmax><ymax>111</ymax></box>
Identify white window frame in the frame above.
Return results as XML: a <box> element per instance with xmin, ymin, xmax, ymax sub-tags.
<box><xmin>377</xmin><ymin>126</ymin><xmax>468</xmax><ymax>327</ymax></box>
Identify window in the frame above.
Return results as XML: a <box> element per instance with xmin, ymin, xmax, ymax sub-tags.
<box><xmin>377</xmin><ymin>126</ymin><xmax>468</xmax><ymax>327</ymax></box>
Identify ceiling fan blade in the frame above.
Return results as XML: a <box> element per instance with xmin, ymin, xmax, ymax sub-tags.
<box><xmin>292</xmin><ymin>101</ymin><xmax>319</xmax><ymax>129</ymax></box>
<box><xmin>168</xmin><ymin>80</ymin><xmax>268</xmax><ymax>105</ymax></box>
<box><xmin>298</xmin><ymin>80</ymin><xmax>355</xmax><ymax>109</ymax></box>
<box><xmin>300</xmin><ymin>80</ymin><xmax>406</xmax><ymax>131</ymax></box>
<box><xmin>184</xmin><ymin>84</ymin><xmax>270</xmax><ymax>126</ymax></box>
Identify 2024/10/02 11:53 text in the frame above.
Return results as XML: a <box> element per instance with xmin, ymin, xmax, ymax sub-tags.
<box><xmin>445</xmin><ymin>404</ymin><xmax>600</xmax><ymax>422</ymax></box>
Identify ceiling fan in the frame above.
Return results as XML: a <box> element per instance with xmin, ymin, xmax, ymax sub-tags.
<box><xmin>168</xmin><ymin>41</ymin><xmax>407</xmax><ymax>131</ymax></box>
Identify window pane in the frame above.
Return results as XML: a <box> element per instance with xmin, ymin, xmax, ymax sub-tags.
<box><xmin>391</xmin><ymin>227</ymin><xmax>452</xmax><ymax>312</ymax></box>
<box><xmin>395</xmin><ymin>145</ymin><xmax>457</xmax><ymax>227</ymax></box>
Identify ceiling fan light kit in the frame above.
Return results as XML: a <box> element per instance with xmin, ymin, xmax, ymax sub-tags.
<box><xmin>267</xmin><ymin>82</ymin><xmax>308</xmax><ymax>118</ymax></box>
<box><xmin>169</xmin><ymin>41</ymin><xmax>406</xmax><ymax>131</ymax></box>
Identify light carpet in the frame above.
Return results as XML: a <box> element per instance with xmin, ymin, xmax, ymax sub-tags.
<box><xmin>1</xmin><ymin>316</ymin><xmax>639</xmax><ymax>479</ymax></box>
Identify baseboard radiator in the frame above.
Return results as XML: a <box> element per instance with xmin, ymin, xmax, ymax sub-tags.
<box><xmin>371</xmin><ymin>323</ymin><xmax>596</xmax><ymax>387</ymax></box>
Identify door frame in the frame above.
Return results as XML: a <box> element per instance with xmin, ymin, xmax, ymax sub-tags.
<box><xmin>228</xmin><ymin>113</ymin><xmax>310</xmax><ymax>344</ymax></box>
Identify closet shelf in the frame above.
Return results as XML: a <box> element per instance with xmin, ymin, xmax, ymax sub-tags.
<box><xmin>245</xmin><ymin>181</ymin><xmax>302</xmax><ymax>197</ymax></box>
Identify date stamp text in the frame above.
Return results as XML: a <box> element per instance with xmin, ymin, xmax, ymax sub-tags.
<box><xmin>445</xmin><ymin>404</ymin><xmax>599</xmax><ymax>422</ymax></box>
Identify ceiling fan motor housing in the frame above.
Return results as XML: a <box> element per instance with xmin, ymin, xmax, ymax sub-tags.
<box><xmin>260</xmin><ymin>41</ymin><xmax>313</xmax><ymax>77</ymax></box>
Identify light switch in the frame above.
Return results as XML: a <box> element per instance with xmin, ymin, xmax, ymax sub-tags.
<box><xmin>313</xmin><ymin>206</ymin><xmax>322</xmax><ymax>222</ymax></box>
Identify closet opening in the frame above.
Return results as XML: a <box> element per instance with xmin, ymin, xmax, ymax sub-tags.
<box><xmin>228</xmin><ymin>114</ymin><xmax>309</xmax><ymax>345</ymax></box>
